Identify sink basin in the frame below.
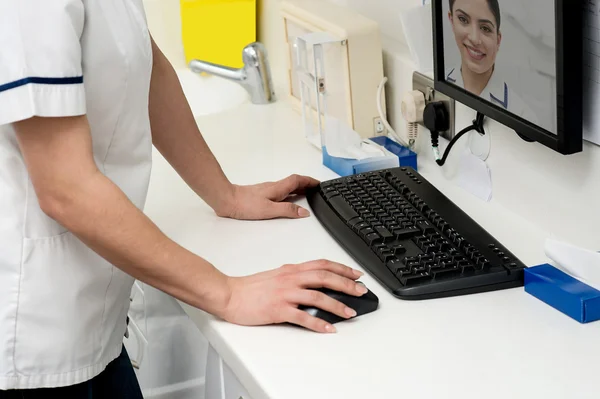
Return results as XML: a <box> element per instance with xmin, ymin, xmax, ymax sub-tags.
<box><xmin>176</xmin><ymin>68</ymin><xmax>249</xmax><ymax>116</ymax></box>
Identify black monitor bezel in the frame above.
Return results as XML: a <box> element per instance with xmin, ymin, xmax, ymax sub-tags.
<box><xmin>432</xmin><ymin>0</ymin><xmax>582</xmax><ymax>155</ymax></box>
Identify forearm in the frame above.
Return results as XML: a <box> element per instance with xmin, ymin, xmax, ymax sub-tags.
<box><xmin>15</xmin><ymin>116</ymin><xmax>231</xmax><ymax>318</ymax></box>
<box><xmin>149</xmin><ymin>39</ymin><xmax>234</xmax><ymax>214</ymax></box>
<box><xmin>57</xmin><ymin>173</ymin><xmax>230</xmax><ymax>314</ymax></box>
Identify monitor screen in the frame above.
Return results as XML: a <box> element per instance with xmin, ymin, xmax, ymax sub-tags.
<box><xmin>433</xmin><ymin>0</ymin><xmax>582</xmax><ymax>154</ymax></box>
<box><xmin>442</xmin><ymin>0</ymin><xmax>556</xmax><ymax>134</ymax></box>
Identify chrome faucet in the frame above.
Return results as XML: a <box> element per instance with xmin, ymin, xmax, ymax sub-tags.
<box><xmin>189</xmin><ymin>42</ymin><xmax>276</xmax><ymax>105</ymax></box>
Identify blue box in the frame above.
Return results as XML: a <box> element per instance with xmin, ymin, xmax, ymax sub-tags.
<box><xmin>322</xmin><ymin>138</ymin><xmax>418</xmax><ymax>177</ymax></box>
<box><xmin>369</xmin><ymin>136</ymin><xmax>418</xmax><ymax>171</ymax></box>
<box><xmin>524</xmin><ymin>264</ymin><xmax>600</xmax><ymax>324</ymax></box>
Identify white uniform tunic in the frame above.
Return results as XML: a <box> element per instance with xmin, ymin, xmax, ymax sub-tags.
<box><xmin>0</xmin><ymin>0</ymin><xmax>153</xmax><ymax>389</ymax></box>
<box><xmin>446</xmin><ymin>66</ymin><xmax>539</xmax><ymax>126</ymax></box>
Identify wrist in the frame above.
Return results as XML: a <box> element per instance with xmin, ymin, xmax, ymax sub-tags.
<box><xmin>212</xmin><ymin>274</ymin><xmax>236</xmax><ymax>321</ymax></box>
<box><xmin>213</xmin><ymin>183</ymin><xmax>239</xmax><ymax>218</ymax></box>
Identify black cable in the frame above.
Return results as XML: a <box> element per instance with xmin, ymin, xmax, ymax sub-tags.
<box><xmin>436</xmin><ymin>122</ymin><xmax>479</xmax><ymax>166</ymax></box>
<box><xmin>423</xmin><ymin>103</ymin><xmax>486</xmax><ymax>166</ymax></box>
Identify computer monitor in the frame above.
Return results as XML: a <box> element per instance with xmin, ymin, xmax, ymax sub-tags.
<box><xmin>432</xmin><ymin>0</ymin><xmax>582</xmax><ymax>154</ymax></box>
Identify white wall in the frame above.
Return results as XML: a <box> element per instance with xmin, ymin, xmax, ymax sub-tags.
<box><xmin>145</xmin><ymin>0</ymin><xmax>600</xmax><ymax>251</ymax></box>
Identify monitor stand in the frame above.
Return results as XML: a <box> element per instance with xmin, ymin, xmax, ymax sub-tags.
<box><xmin>516</xmin><ymin>132</ymin><xmax>536</xmax><ymax>143</ymax></box>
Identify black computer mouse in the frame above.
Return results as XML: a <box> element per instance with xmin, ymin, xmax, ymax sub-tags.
<box><xmin>298</xmin><ymin>282</ymin><xmax>379</xmax><ymax>324</ymax></box>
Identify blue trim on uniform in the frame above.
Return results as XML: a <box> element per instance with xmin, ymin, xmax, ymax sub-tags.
<box><xmin>0</xmin><ymin>76</ymin><xmax>83</xmax><ymax>94</ymax></box>
<box><xmin>446</xmin><ymin>68</ymin><xmax>456</xmax><ymax>83</ymax></box>
<box><xmin>490</xmin><ymin>82</ymin><xmax>509</xmax><ymax>109</ymax></box>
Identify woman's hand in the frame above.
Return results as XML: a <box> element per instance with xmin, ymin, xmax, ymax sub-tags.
<box><xmin>221</xmin><ymin>260</ymin><xmax>367</xmax><ymax>333</ymax></box>
<box><xmin>216</xmin><ymin>174</ymin><xmax>320</xmax><ymax>220</ymax></box>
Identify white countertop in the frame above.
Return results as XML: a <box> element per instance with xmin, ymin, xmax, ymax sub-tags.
<box><xmin>143</xmin><ymin>89</ymin><xmax>600</xmax><ymax>399</ymax></box>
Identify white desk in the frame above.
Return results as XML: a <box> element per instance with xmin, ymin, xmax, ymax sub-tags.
<box><xmin>143</xmin><ymin>98</ymin><xmax>600</xmax><ymax>399</ymax></box>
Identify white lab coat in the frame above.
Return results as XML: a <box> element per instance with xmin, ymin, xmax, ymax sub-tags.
<box><xmin>0</xmin><ymin>0</ymin><xmax>153</xmax><ymax>389</ymax></box>
<box><xmin>445</xmin><ymin>66</ymin><xmax>539</xmax><ymax>125</ymax></box>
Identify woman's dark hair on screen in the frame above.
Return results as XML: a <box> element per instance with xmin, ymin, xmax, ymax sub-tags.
<box><xmin>449</xmin><ymin>0</ymin><xmax>501</xmax><ymax>31</ymax></box>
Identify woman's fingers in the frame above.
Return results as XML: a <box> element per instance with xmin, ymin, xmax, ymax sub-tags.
<box><xmin>286</xmin><ymin>289</ymin><xmax>357</xmax><ymax>320</ymax></box>
<box><xmin>289</xmin><ymin>269</ymin><xmax>368</xmax><ymax>297</ymax></box>
<box><xmin>281</xmin><ymin>259</ymin><xmax>363</xmax><ymax>281</ymax></box>
<box><xmin>284</xmin><ymin>308</ymin><xmax>337</xmax><ymax>333</ymax></box>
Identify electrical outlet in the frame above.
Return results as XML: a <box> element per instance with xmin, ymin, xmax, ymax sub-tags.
<box><xmin>374</xmin><ymin>117</ymin><xmax>386</xmax><ymax>135</ymax></box>
<box><xmin>412</xmin><ymin>72</ymin><xmax>456</xmax><ymax>141</ymax></box>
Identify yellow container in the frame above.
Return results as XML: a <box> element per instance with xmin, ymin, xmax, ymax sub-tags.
<box><xmin>180</xmin><ymin>0</ymin><xmax>256</xmax><ymax>69</ymax></box>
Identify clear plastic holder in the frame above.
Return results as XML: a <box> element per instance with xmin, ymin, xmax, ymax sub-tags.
<box><xmin>293</xmin><ymin>32</ymin><xmax>348</xmax><ymax>150</ymax></box>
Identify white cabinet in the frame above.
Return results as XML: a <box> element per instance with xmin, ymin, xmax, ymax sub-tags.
<box><xmin>125</xmin><ymin>282</ymin><xmax>254</xmax><ymax>399</ymax></box>
<box><xmin>205</xmin><ymin>344</ymin><xmax>253</xmax><ymax>399</ymax></box>
<box><xmin>124</xmin><ymin>282</ymin><xmax>209</xmax><ymax>399</ymax></box>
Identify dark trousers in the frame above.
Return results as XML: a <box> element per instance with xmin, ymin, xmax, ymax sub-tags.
<box><xmin>0</xmin><ymin>346</ymin><xmax>143</xmax><ymax>399</ymax></box>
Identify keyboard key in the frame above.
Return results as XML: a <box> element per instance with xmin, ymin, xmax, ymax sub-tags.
<box><xmin>412</xmin><ymin>265</ymin><xmax>427</xmax><ymax>274</ymax></box>
<box><xmin>413</xmin><ymin>236</ymin><xmax>428</xmax><ymax>246</ymax></box>
<box><xmin>416</xmin><ymin>220</ymin><xmax>436</xmax><ymax>234</ymax></box>
<box><xmin>374</xmin><ymin>226</ymin><xmax>394</xmax><ymax>241</ymax></box>
<box><xmin>328</xmin><ymin>196</ymin><xmax>359</xmax><ymax>222</ymax></box>
<box><xmin>422</xmin><ymin>260</ymin><xmax>436</xmax><ymax>270</ymax></box>
<box><xmin>408</xmin><ymin>213</ymin><xmax>422</xmax><ymax>223</ymax></box>
<box><xmin>379</xmin><ymin>251</ymin><xmax>396</xmax><ymax>263</ymax></box>
<box><xmin>365</xmin><ymin>232</ymin><xmax>382</xmax><ymax>246</ymax></box>
<box><xmin>347</xmin><ymin>217</ymin><xmax>364</xmax><ymax>227</ymax></box>
<box><xmin>439</xmin><ymin>240</ymin><xmax>452</xmax><ymax>252</ymax></box>
<box><xmin>460</xmin><ymin>263</ymin><xmax>477</xmax><ymax>273</ymax></box>
<box><xmin>393</xmin><ymin>227</ymin><xmax>420</xmax><ymax>239</ymax></box>
<box><xmin>400</xmin><ymin>204</ymin><xmax>413</xmax><ymax>213</ymax></box>
<box><xmin>354</xmin><ymin>205</ymin><xmax>367</xmax><ymax>213</ymax></box>
<box><xmin>416</xmin><ymin>202</ymin><xmax>429</xmax><ymax>212</ymax></box>
<box><xmin>373</xmin><ymin>243</ymin><xmax>387</xmax><ymax>252</ymax></box>
<box><xmin>387</xmin><ymin>258</ymin><xmax>407</xmax><ymax>274</ymax></box>
<box><xmin>423</xmin><ymin>244</ymin><xmax>437</xmax><ymax>254</ymax></box>
<box><xmin>391</xmin><ymin>244</ymin><xmax>407</xmax><ymax>255</ymax></box>
<box><xmin>396</xmin><ymin>217</ymin><xmax>410</xmax><ymax>225</ymax></box>
<box><xmin>359</xmin><ymin>228</ymin><xmax>375</xmax><ymax>240</ymax></box>
<box><xmin>402</xmin><ymin>256</ymin><xmax>417</xmax><ymax>264</ymax></box>
<box><xmin>381</xmin><ymin>217</ymin><xmax>395</xmax><ymax>226</ymax></box>
<box><xmin>390</xmin><ymin>210</ymin><xmax>403</xmax><ymax>218</ymax></box>
<box><xmin>400</xmin><ymin>272</ymin><xmax>431</xmax><ymax>286</ymax></box>
<box><xmin>431</xmin><ymin>267</ymin><xmax>461</xmax><ymax>279</ymax></box>
<box><xmin>354</xmin><ymin>222</ymin><xmax>370</xmax><ymax>232</ymax></box>
<box><xmin>436</xmin><ymin>254</ymin><xmax>451</xmax><ymax>264</ymax></box>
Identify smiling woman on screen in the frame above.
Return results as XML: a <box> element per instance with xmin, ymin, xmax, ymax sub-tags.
<box><xmin>445</xmin><ymin>0</ymin><xmax>537</xmax><ymax>123</ymax></box>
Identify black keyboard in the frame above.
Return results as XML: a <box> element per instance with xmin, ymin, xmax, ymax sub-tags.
<box><xmin>307</xmin><ymin>167</ymin><xmax>526</xmax><ymax>300</ymax></box>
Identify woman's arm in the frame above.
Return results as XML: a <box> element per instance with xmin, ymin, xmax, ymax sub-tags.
<box><xmin>14</xmin><ymin>115</ymin><xmax>365</xmax><ymax>333</ymax></box>
<box><xmin>148</xmin><ymin>37</ymin><xmax>236</xmax><ymax>215</ymax></box>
